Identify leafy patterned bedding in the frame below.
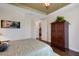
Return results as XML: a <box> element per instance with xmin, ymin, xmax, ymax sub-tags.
<box><xmin>0</xmin><ymin>39</ymin><xmax>55</xmax><ymax>56</ymax></box>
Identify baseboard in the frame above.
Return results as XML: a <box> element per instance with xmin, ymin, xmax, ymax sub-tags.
<box><xmin>68</xmin><ymin>48</ymin><xmax>79</xmax><ymax>54</ymax></box>
<box><xmin>37</xmin><ymin>39</ymin><xmax>51</xmax><ymax>45</ymax></box>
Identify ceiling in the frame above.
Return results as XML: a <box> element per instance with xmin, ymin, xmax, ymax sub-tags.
<box><xmin>11</xmin><ymin>3</ymin><xmax>69</xmax><ymax>14</ymax></box>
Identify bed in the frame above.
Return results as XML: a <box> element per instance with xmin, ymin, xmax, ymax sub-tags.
<box><xmin>0</xmin><ymin>39</ymin><xmax>57</xmax><ymax>56</ymax></box>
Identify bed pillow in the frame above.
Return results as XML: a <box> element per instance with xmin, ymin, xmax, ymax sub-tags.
<box><xmin>0</xmin><ymin>43</ymin><xmax>8</xmax><ymax>52</ymax></box>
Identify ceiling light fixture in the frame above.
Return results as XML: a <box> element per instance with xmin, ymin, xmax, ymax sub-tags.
<box><xmin>44</xmin><ymin>3</ymin><xmax>50</xmax><ymax>9</ymax></box>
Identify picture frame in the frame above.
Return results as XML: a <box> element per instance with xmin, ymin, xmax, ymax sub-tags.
<box><xmin>1</xmin><ymin>20</ymin><xmax>20</xmax><ymax>28</ymax></box>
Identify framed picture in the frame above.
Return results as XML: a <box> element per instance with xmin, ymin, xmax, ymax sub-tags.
<box><xmin>1</xmin><ymin>20</ymin><xmax>20</xmax><ymax>28</ymax></box>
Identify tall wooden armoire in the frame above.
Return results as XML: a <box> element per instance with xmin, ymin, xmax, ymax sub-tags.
<box><xmin>51</xmin><ymin>21</ymin><xmax>69</xmax><ymax>51</ymax></box>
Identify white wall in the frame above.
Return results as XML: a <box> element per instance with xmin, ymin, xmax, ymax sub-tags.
<box><xmin>42</xmin><ymin>4</ymin><xmax>79</xmax><ymax>52</ymax></box>
<box><xmin>0</xmin><ymin>3</ymin><xmax>44</xmax><ymax>40</ymax></box>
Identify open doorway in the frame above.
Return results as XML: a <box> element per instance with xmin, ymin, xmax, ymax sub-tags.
<box><xmin>39</xmin><ymin>23</ymin><xmax>42</xmax><ymax>40</ymax></box>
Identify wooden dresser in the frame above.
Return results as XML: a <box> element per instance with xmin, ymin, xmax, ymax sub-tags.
<box><xmin>51</xmin><ymin>21</ymin><xmax>69</xmax><ymax>51</ymax></box>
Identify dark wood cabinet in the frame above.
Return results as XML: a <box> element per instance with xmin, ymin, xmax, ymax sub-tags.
<box><xmin>51</xmin><ymin>21</ymin><xmax>69</xmax><ymax>51</ymax></box>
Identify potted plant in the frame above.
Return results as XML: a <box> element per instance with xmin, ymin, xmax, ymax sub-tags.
<box><xmin>56</xmin><ymin>16</ymin><xmax>65</xmax><ymax>22</ymax></box>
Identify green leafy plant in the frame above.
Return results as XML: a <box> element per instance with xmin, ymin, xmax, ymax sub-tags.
<box><xmin>56</xmin><ymin>16</ymin><xmax>65</xmax><ymax>22</ymax></box>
